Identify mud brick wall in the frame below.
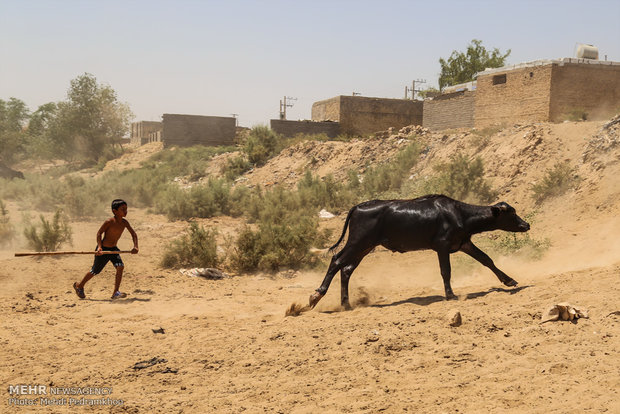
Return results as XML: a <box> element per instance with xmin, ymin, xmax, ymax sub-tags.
<box><xmin>312</xmin><ymin>96</ymin><xmax>423</xmax><ymax>136</ymax></box>
<box><xmin>549</xmin><ymin>62</ymin><xmax>620</xmax><ymax>121</ymax></box>
<box><xmin>422</xmin><ymin>91</ymin><xmax>475</xmax><ymax>130</ymax></box>
<box><xmin>130</xmin><ymin>121</ymin><xmax>162</xmax><ymax>145</ymax></box>
<box><xmin>270</xmin><ymin>119</ymin><xmax>340</xmax><ymax>138</ymax></box>
<box><xmin>475</xmin><ymin>65</ymin><xmax>553</xmax><ymax>128</ymax></box>
<box><xmin>162</xmin><ymin>114</ymin><xmax>236</xmax><ymax>147</ymax></box>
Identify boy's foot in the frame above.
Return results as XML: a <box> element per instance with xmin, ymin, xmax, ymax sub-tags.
<box><xmin>111</xmin><ymin>291</ymin><xmax>127</xmax><ymax>299</ymax></box>
<box><xmin>73</xmin><ymin>282</ymin><xmax>85</xmax><ymax>299</ymax></box>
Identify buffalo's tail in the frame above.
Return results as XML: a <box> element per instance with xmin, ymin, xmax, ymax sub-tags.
<box><xmin>328</xmin><ymin>206</ymin><xmax>355</xmax><ymax>253</ymax></box>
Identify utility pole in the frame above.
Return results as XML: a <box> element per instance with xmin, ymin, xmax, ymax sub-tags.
<box><xmin>405</xmin><ymin>79</ymin><xmax>426</xmax><ymax>100</ymax></box>
<box><xmin>230</xmin><ymin>113</ymin><xmax>238</xmax><ymax>126</ymax></box>
<box><xmin>279</xmin><ymin>96</ymin><xmax>297</xmax><ymax>120</ymax></box>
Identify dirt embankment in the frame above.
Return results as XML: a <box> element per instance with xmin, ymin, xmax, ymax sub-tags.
<box><xmin>1</xmin><ymin>118</ymin><xmax>619</xmax><ymax>413</ymax></box>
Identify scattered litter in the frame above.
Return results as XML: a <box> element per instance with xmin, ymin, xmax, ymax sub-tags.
<box><xmin>449</xmin><ymin>311</ymin><xmax>462</xmax><ymax>327</ymax></box>
<box><xmin>541</xmin><ymin>303</ymin><xmax>589</xmax><ymax>323</ymax></box>
<box><xmin>179</xmin><ymin>268</ymin><xmax>229</xmax><ymax>280</ymax></box>
<box><xmin>319</xmin><ymin>209</ymin><xmax>335</xmax><ymax>219</ymax></box>
<box><xmin>152</xmin><ymin>327</ymin><xmax>165</xmax><ymax>334</ymax></box>
<box><xmin>132</xmin><ymin>357</ymin><xmax>167</xmax><ymax>370</ymax></box>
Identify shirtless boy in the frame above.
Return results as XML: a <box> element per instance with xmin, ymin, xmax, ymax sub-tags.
<box><xmin>73</xmin><ymin>199</ymin><xmax>139</xmax><ymax>299</ymax></box>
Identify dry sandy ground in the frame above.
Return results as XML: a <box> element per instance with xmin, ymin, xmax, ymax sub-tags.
<box><xmin>1</xmin><ymin>120</ymin><xmax>620</xmax><ymax>413</ymax></box>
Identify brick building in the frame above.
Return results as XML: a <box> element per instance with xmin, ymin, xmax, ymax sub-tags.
<box><xmin>423</xmin><ymin>58</ymin><xmax>620</xmax><ymax>130</ymax></box>
<box><xmin>311</xmin><ymin>95</ymin><xmax>423</xmax><ymax>136</ymax></box>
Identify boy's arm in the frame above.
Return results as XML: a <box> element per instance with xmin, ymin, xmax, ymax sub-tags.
<box><xmin>96</xmin><ymin>219</ymin><xmax>112</xmax><ymax>255</ymax></box>
<box><xmin>125</xmin><ymin>220</ymin><xmax>139</xmax><ymax>254</ymax></box>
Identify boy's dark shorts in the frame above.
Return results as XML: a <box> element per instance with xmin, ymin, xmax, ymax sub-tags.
<box><xmin>90</xmin><ymin>246</ymin><xmax>124</xmax><ymax>275</ymax></box>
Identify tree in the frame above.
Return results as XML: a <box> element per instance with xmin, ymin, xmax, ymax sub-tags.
<box><xmin>47</xmin><ymin>73</ymin><xmax>133</xmax><ymax>161</ymax></box>
<box><xmin>438</xmin><ymin>39</ymin><xmax>511</xmax><ymax>90</ymax></box>
<box><xmin>0</xmin><ymin>98</ymin><xmax>29</xmax><ymax>164</ymax></box>
<box><xmin>26</xmin><ymin>102</ymin><xmax>58</xmax><ymax>163</ymax></box>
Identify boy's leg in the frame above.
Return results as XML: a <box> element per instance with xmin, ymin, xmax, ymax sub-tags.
<box><xmin>77</xmin><ymin>272</ymin><xmax>95</xmax><ymax>289</ymax></box>
<box><xmin>112</xmin><ymin>266</ymin><xmax>126</xmax><ymax>298</ymax></box>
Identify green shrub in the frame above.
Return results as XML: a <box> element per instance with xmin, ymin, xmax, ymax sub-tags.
<box><xmin>244</xmin><ymin>126</ymin><xmax>282</xmax><ymax>166</ymax></box>
<box><xmin>297</xmin><ymin>171</ymin><xmax>356</xmax><ymax>213</ymax></box>
<box><xmin>23</xmin><ymin>210</ymin><xmax>72</xmax><ymax>252</ymax></box>
<box><xmin>221</xmin><ymin>154</ymin><xmax>252</xmax><ymax>181</ymax></box>
<box><xmin>157</xmin><ymin>178</ymin><xmax>232</xmax><ymax>220</ymax></box>
<box><xmin>531</xmin><ymin>162</ymin><xmax>579</xmax><ymax>204</ymax></box>
<box><xmin>0</xmin><ymin>200</ymin><xmax>15</xmax><ymax>247</ymax></box>
<box><xmin>492</xmin><ymin>232</ymin><xmax>551</xmax><ymax>260</ymax></box>
<box><xmin>161</xmin><ymin>222</ymin><xmax>218</xmax><ymax>268</ymax></box>
<box><xmin>360</xmin><ymin>142</ymin><xmax>421</xmax><ymax>197</ymax></box>
<box><xmin>230</xmin><ymin>215</ymin><xmax>326</xmax><ymax>272</ymax></box>
<box><xmin>426</xmin><ymin>153</ymin><xmax>497</xmax><ymax>203</ymax></box>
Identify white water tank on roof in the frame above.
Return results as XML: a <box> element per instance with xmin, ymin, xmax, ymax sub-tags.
<box><xmin>576</xmin><ymin>44</ymin><xmax>599</xmax><ymax>59</ymax></box>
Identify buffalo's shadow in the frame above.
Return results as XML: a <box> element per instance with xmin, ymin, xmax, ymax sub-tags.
<box><xmin>371</xmin><ymin>295</ymin><xmax>446</xmax><ymax>308</ymax></box>
<box><xmin>370</xmin><ymin>285</ymin><xmax>531</xmax><ymax>308</ymax></box>
<box><xmin>465</xmin><ymin>285</ymin><xmax>531</xmax><ymax>300</ymax></box>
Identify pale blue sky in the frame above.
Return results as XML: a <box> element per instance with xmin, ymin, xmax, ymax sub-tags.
<box><xmin>1</xmin><ymin>0</ymin><xmax>619</xmax><ymax>128</ymax></box>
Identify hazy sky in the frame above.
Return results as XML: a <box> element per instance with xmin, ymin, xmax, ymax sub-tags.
<box><xmin>1</xmin><ymin>0</ymin><xmax>619</xmax><ymax>128</ymax></box>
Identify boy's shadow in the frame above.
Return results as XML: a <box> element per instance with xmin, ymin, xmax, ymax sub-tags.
<box><xmin>86</xmin><ymin>297</ymin><xmax>151</xmax><ymax>303</ymax></box>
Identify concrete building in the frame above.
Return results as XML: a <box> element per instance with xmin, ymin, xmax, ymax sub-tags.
<box><xmin>269</xmin><ymin>119</ymin><xmax>340</xmax><ymax>138</ymax></box>
<box><xmin>311</xmin><ymin>95</ymin><xmax>423</xmax><ymax>136</ymax></box>
<box><xmin>130</xmin><ymin>121</ymin><xmax>163</xmax><ymax>145</ymax></box>
<box><xmin>161</xmin><ymin>114</ymin><xmax>236</xmax><ymax>147</ymax></box>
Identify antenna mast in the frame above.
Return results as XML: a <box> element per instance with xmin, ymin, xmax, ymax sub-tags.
<box><xmin>405</xmin><ymin>79</ymin><xmax>426</xmax><ymax>100</ymax></box>
<box><xmin>279</xmin><ymin>96</ymin><xmax>297</xmax><ymax>120</ymax></box>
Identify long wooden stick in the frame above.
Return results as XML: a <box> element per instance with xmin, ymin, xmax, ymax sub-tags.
<box><xmin>15</xmin><ymin>251</ymin><xmax>135</xmax><ymax>257</ymax></box>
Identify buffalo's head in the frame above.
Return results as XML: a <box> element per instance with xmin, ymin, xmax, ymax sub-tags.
<box><xmin>492</xmin><ymin>202</ymin><xmax>530</xmax><ymax>232</ymax></box>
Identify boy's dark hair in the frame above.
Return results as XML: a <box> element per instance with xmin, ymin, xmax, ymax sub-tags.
<box><xmin>111</xmin><ymin>199</ymin><xmax>127</xmax><ymax>211</ymax></box>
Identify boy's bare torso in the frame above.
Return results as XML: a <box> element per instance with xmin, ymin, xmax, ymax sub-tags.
<box><xmin>100</xmin><ymin>217</ymin><xmax>129</xmax><ymax>247</ymax></box>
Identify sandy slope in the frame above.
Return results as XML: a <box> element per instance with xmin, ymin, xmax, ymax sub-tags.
<box><xmin>1</xmin><ymin>119</ymin><xmax>619</xmax><ymax>413</ymax></box>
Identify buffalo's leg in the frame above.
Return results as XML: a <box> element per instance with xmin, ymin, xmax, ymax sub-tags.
<box><xmin>340</xmin><ymin>256</ymin><xmax>364</xmax><ymax>310</ymax></box>
<box><xmin>437</xmin><ymin>251</ymin><xmax>457</xmax><ymax>300</ymax></box>
<box><xmin>309</xmin><ymin>252</ymin><xmax>345</xmax><ymax>308</ymax></box>
<box><xmin>460</xmin><ymin>240</ymin><xmax>518</xmax><ymax>287</ymax></box>
<box><xmin>310</xmin><ymin>245</ymin><xmax>370</xmax><ymax>309</ymax></box>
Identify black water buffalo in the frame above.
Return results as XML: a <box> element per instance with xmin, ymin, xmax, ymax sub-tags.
<box><xmin>309</xmin><ymin>194</ymin><xmax>530</xmax><ymax>310</ymax></box>
<box><xmin>0</xmin><ymin>162</ymin><xmax>25</xmax><ymax>180</ymax></box>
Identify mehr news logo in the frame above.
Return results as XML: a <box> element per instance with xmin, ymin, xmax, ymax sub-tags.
<box><xmin>8</xmin><ymin>384</ymin><xmax>124</xmax><ymax>407</ymax></box>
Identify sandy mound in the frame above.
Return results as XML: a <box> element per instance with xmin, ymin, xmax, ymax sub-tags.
<box><xmin>1</xmin><ymin>118</ymin><xmax>619</xmax><ymax>412</ymax></box>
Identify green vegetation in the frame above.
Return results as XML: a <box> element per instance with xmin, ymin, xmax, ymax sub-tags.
<box><xmin>359</xmin><ymin>142</ymin><xmax>421</xmax><ymax>198</ymax></box>
<box><xmin>243</xmin><ymin>125</ymin><xmax>283</xmax><ymax>166</ymax></box>
<box><xmin>221</xmin><ymin>155</ymin><xmax>252</xmax><ymax>180</ymax></box>
<box><xmin>564</xmin><ymin>108</ymin><xmax>588</xmax><ymax>122</ymax></box>
<box><xmin>439</xmin><ymin>39</ymin><xmax>511</xmax><ymax>90</ymax></box>
<box><xmin>531</xmin><ymin>162</ymin><xmax>580</xmax><ymax>204</ymax></box>
<box><xmin>23</xmin><ymin>211</ymin><xmax>72</xmax><ymax>252</ymax></box>
<box><xmin>161</xmin><ymin>222</ymin><xmax>219</xmax><ymax>269</ymax></box>
<box><xmin>423</xmin><ymin>153</ymin><xmax>497</xmax><ymax>203</ymax></box>
<box><xmin>1</xmin><ymin>73</ymin><xmax>132</xmax><ymax>166</ymax></box>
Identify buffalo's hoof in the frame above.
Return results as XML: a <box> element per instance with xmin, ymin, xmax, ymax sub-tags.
<box><xmin>309</xmin><ymin>291</ymin><xmax>325</xmax><ymax>309</ymax></box>
<box><xmin>445</xmin><ymin>293</ymin><xmax>458</xmax><ymax>301</ymax></box>
<box><xmin>503</xmin><ymin>278</ymin><xmax>518</xmax><ymax>287</ymax></box>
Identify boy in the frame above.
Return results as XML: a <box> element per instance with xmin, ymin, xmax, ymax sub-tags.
<box><xmin>73</xmin><ymin>199</ymin><xmax>139</xmax><ymax>299</ymax></box>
